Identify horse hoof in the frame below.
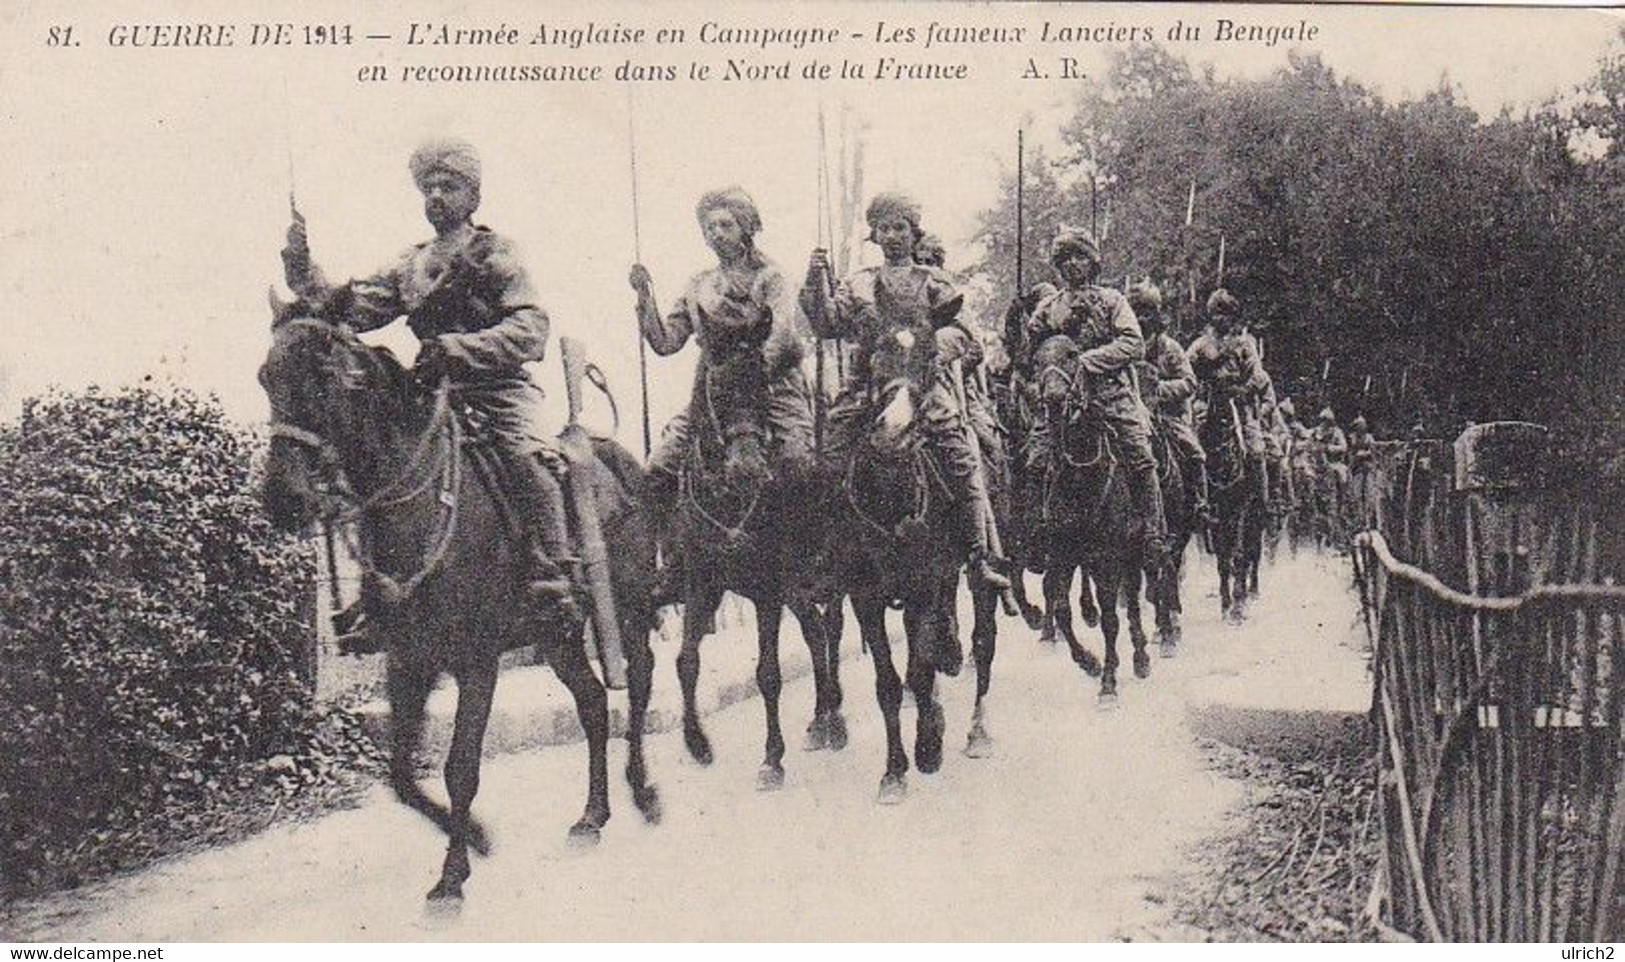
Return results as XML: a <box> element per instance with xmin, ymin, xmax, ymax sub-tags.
<box><xmin>467</xmin><ymin>821</ymin><xmax>492</xmax><ymax>858</ymax></box>
<box><xmin>684</xmin><ymin>726</ymin><xmax>714</xmax><ymax>766</ymax></box>
<box><xmin>634</xmin><ymin>786</ymin><xmax>663</xmax><ymax>826</ymax></box>
<box><xmin>802</xmin><ymin>717</ymin><xmax>830</xmax><ymax>753</ymax></box>
<box><xmin>1073</xmin><ymin>648</ymin><xmax>1103</xmax><ymax>678</ymax></box>
<box><xmin>1081</xmin><ymin>609</ymin><xmax>1100</xmax><ymax>629</ymax></box>
<box><xmin>826</xmin><ymin>714</ymin><xmax>849</xmax><ymax>751</ymax></box>
<box><xmin>1133</xmin><ymin>650</ymin><xmax>1151</xmax><ymax>679</ymax></box>
<box><xmin>1039</xmin><ymin>628</ymin><xmax>1057</xmax><ymax>646</ymax></box>
<box><xmin>1226</xmin><ymin>608</ymin><xmax>1246</xmax><ymax>627</ymax></box>
<box><xmin>1159</xmin><ymin>637</ymin><xmax>1178</xmax><ymax>659</ymax></box>
<box><xmin>567</xmin><ymin>821</ymin><xmax>603</xmax><ymax>848</ymax></box>
<box><xmin>963</xmin><ymin>728</ymin><xmax>994</xmax><ymax>759</ymax></box>
<box><xmin>877</xmin><ymin>773</ymin><xmax>907</xmax><ymax>805</ymax></box>
<box><xmin>756</xmin><ymin>764</ymin><xmax>785</xmax><ymax>792</ymax></box>
<box><xmin>426</xmin><ymin>879</ymin><xmax>465</xmax><ymax>903</ymax></box>
<box><xmin>1021</xmin><ymin>607</ymin><xmax>1044</xmax><ymax>631</ymax></box>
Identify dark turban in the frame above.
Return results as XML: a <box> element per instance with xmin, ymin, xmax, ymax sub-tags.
<box><xmin>409</xmin><ymin>138</ymin><xmax>481</xmax><ymax>192</ymax></box>
<box><xmin>695</xmin><ymin>186</ymin><xmax>763</xmax><ymax>240</ymax></box>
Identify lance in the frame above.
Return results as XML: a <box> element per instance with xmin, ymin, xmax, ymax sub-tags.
<box><xmin>813</xmin><ymin>104</ymin><xmax>833</xmax><ymax>454</ymax></box>
<box><xmin>281</xmin><ymin>70</ymin><xmax>348</xmax><ymax>636</ymax></box>
<box><xmin>1016</xmin><ymin>128</ymin><xmax>1025</xmax><ymax>295</ymax></box>
<box><xmin>627</xmin><ymin>86</ymin><xmax>651</xmax><ymax>459</ymax></box>
<box><xmin>1217</xmin><ymin>233</ymin><xmax>1226</xmax><ymax>287</ymax></box>
<box><xmin>1184</xmin><ymin>181</ymin><xmax>1197</xmax><ymax>306</ymax></box>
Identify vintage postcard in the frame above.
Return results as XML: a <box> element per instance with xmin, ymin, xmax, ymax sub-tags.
<box><xmin>2</xmin><ymin>0</ymin><xmax>1622</xmax><ymax>947</ymax></box>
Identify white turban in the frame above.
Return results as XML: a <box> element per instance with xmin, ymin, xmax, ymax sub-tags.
<box><xmin>409</xmin><ymin>138</ymin><xmax>481</xmax><ymax>192</ymax></box>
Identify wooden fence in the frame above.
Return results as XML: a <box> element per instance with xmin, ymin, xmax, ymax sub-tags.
<box><xmin>1353</xmin><ymin>422</ymin><xmax>1625</xmax><ymax>940</ymax></box>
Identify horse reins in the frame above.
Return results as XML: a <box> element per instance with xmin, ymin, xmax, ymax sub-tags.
<box><xmin>269</xmin><ymin>324</ymin><xmax>464</xmax><ymax>607</ymax></box>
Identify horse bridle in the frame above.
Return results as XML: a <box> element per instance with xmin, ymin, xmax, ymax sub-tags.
<box><xmin>267</xmin><ymin>319</ymin><xmax>463</xmax><ymax>602</ymax></box>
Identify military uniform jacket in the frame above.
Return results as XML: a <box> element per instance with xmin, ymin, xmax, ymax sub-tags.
<box><xmin>1187</xmin><ymin>327</ymin><xmax>1271</xmax><ymax>404</ymax></box>
<box><xmin>1144</xmin><ymin>331</ymin><xmax>1197</xmax><ymax>422</ymax></box>
<box><xmin>321</xmin><ymin>225</ymin><xmax>548</xmax><ymax>385</ymax></box>
<box><xmin>643</xmin><ymin>255</ymin><xmax>804</xmax><ymax>374</ymax></box>
<box><xmin>806</xmin><ymin>263</ymin><xmax>965</xmax><ymax>405</ymax></box>
<box><xmin>1026</xmin><ymin>284</ymin><xmax>1144</xmax><ymax>402</ymax></box>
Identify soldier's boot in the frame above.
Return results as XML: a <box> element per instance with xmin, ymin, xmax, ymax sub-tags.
<box><xmin>1185</xmin><ymin>454</ymin><xmax>1212</xmax><ymax>524</ymax></box>
<box><xmin>641</xmin><ymin>467</ymin><xmax>683</xmax><ymax>608</ymax></box>
<box><xmin>506</xmin><ymin>453</ymin><xmax>582</xmax><ymax>626</ymax></box>
<box><xmin>1128</xmin><ymin>458</ymin><xmax>1170</xmax><ymax>570</ymax></box>
<box><xmin>957</xmin><ymin>495</ymin><xmax>1012</xmax><ymax>592</ymax></box>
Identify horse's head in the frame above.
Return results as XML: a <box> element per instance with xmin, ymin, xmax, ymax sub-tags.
<box><xmin>257</xmin><ymin>290</ymin><xmax>413</xmax><ymax>533</ymax></box>
<box><xmin>1032</xmin><ymin>334</ymin><xmax>1083</xmax><ymax>413</ymax></box>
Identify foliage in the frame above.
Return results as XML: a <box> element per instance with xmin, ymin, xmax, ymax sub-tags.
<box><xmin>0</xmin><ymin>385</ymin><xmax>318</xmax><ymax>893</ymax></box>
<box><xmin>972</xmin><ymin>41</ymin><xmax>1625</xmax><ymax>462</ymax></box>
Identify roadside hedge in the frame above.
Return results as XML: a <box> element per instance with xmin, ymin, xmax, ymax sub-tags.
<box><xmin>0</xmin><ymin>385</ymin><xmax>317</xmax><ymax>893</ymax></box>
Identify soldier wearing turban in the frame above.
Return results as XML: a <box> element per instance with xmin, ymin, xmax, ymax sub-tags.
<box><xmin>1129</xmin><ymin>282</ymin><xmax>1209</xmax><ymax>521</ymax></box>
<box><xmin>281</xmin><ymin>138</ymin><xmax>576</xmax><ymax>630</ymax></box>
<box><xmin>800</xmin><ymin>190</ymin><xmax>1013</xmax><ymax>656</ymax></box>
<box><xmin>627</xmin><ymin>186</ymin><xmax>815</xmax><ymax>604</ymax></box>
<box><xmin>1187</xmin><ymin>289</ymin><xmax>1274</xmax><ymax>507</ymax></box>
<box><xmin>1018</xmin><ymin>226</ymin><xmax>1170</xmax><ymax>559</ymax></box>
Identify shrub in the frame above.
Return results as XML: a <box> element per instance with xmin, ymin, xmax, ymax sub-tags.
<box><xmin>0</xmin><ymin>384</ymin><xmax>317</xmax><ymax>892</ymax></box>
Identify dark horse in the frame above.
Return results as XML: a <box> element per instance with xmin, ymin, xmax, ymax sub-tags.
<box><xmin>258</xmin><ymin>304</ymin><xmax>660</xmax><ymax>902</ymax></box>
<box><xmin>1199</xmin><ymin>390</ymin><xmax>1266</xmax><ymax>624</ymax></box>
<box><xmin>1031</xmin><ymin>336</ymin><xmax>1158</xmax><ymax>700</ymax></box>
<box><xmin>670</xmin><ymin>354</ymin><xmax>843</xmax><ymax>790</ymax></box>
<box><xmin>823</xmin><ymin>332</ymin><xmax>995</xmax><ymax>800</ymax></box>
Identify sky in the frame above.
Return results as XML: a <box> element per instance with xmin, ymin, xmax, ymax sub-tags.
<box><xmin>1</xmin><ymin>0</ymin><xmax>1619</xmax><ymax>436</ymax></box>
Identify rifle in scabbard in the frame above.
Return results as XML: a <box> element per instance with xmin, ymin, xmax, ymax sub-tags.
<box><xmin>950</xmin><ymin>357</ymin><xmax>1020</xmax><ymax>616</ymax></box>
<box><xmin>558</xmin><ymin>337</ymin><xmax>628</xmax><ymax>690</ymax></box>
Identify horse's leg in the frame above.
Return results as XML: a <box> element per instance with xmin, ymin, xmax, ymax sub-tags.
<box><xmin>427</xmin><ymin>663</ymin><xmax>498</xmax><ymax>902</ymax></box>
<box><xmin>1050</xmin><ymin>565</ymin><xmax>1100</xmax><ymax>676</ymax></box>
<box><xmin>623</xmin><ymin>617</ymin><xmax>662</xmax><ymax>824</ymax></box>
<box><xmin>386</xmin><ymin>658</ymin><xmax>471</xmax><ymax>849</ymax></box>
<box><xmin>1098</xmin><ymin>569</ymin><xmax>1122</xmax><ymax>701</ymax></box>
<box><xmin>824</xmin><ymin>596</ymin><xmax>848</xmax><ymax>749</ymax></box>
<box><xmin>908</xmin><ymin>577</ymin><xmax>952</xmax><ymax>775</ymax></box>
<box><xmin>754</xmin><ymin>596</ymin><xmax>787</xmax><ymax>791</ymax></box>
<box><xmin>1078</xmin><ymin>562</ymin><xmax>1101</xmax><ymax>628</ymax></box>
<box><xmin>794</xmin><ymin>597</ymin><xmax>842</xmax><ymax>753</ymax></box>
<box><xmin>1038</xmin><ymin>566</ymin><xmax>1060</xmax><ymax>646</ymax></box>
<box><xmin>677</xmin><ymin>583</ymin><xmax>725</xmax><ymax>765</ymax></box>
<box><xmin>1012</xmin><ymin>568</ymin><xmax>1045</xmax><ymax>630</ymax></box>
<box><xmin>855</xmin><ymin>595</ymin><xmax>908</xmax><ymax>802</ymax></box>
<box><xmin>964</xmin><ymin>583</ymin><xmax>997</xmax><ymax>759</ymax></box>
<box><xmin>1123</xmin><ymin>564</ymin><xmax>1151</xmax><ymax>679</ymax></box>
<box><xmin>549</xmin><ymin>633</ymin><xmax>611</xmax><ymax>842</ymax></box>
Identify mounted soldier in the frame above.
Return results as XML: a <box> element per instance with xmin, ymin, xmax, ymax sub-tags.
<box><xmin>1022</xmin><ymin>227</ymin><xmax>1169</xmax><ymax>563</ymax></box>
<box><xmin>279</xmin><ymin>138</ymin><xmax>577</xmax><ymax>638</ymax></box>
<box><xmin>627</xmin><ymin>187</ymin><xmax>815</xmax><ymax>603</ymax></box>
<box><xmin>1187</xmin><ymin>289</ymin><xmax>1273</xmax><ymax>505</ymax></box>
<box><xmin>1127</xmin><ymin>282</ymin><xmax>1207</xmax><ymax>522</ymax></box>
<box><xmin>800</xmin><ymin>191</ymin><xmax>1011</xmax><ymax>594</ymax></box>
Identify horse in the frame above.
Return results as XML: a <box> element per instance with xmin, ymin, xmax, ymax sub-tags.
<box><xmin>667</xmin><ymin>351</ymin><xmax>843</xmax><ymax>790</ymax></box>
<box><xmin>821</xmin><ymin>311</ymin><xmax>996</xmax><ymax>802</ymax></box>
<box><xmin>1030</xmin><ymin>335</ymin><xmax>1155</xmax><ymax>700</ymax></box>
<box><xmin>1199</xmin><ymin>389</ymin><xmax>1266</xmax><ymax>624</ymax></box>
<box><xmin>258</xmin><ymin>303</ymin><xmax>661</xmax><ymax>902</ymax></box>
